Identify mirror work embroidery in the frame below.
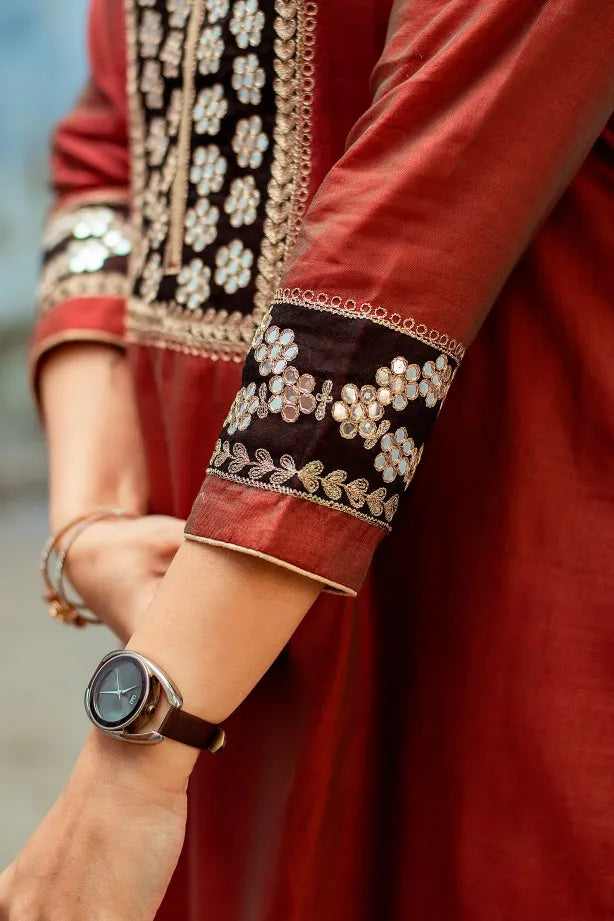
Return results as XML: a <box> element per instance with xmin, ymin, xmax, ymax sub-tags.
<box><xmin>206</xmin><ymin>298</ymin><xmax>461</xmax><ymax>527</ymax></box>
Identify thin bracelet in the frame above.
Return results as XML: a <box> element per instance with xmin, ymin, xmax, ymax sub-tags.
<box><xmin>41</xmin><ymin>508</ymin><xmax>137</xmax><ymax>627</ymax></box>
<box><xmin>40</xmin><ymin>511</ymin><xmax>97</xmax><ymax>618</ymax></box>
<box><xmin>55</xmin><ymin>509</ymin><xmax>138</xmax><ymax>618</ymax></box>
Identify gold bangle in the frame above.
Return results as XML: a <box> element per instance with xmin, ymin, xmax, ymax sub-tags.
<box><xmin>41</xmin><ymin>508</ymin><xmax>138</xmax><ymax>627</ymax></box>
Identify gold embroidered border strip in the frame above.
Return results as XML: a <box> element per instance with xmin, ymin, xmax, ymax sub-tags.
<box><xmin>39</xmin><ymin>273</ymin><xmax>130</xmax><ymax>316</ymax></box>
<box><xmin>126</xmin><ymin>296</ymin><xmax>251</xmax><ymax>360</ymax></box>
<box><xmin>274</xmin><ymin>288</ymin><xmax>466</xmax><ymax>361</ymax></box>
<box><xmin>38</xmin><ymin>195</ymin><xmax>132</xmax><ymax>316</ymax></box>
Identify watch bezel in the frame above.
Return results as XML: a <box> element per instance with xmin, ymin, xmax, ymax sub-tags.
<box><xmin>86</xmin><ymin>651</ymin><xmax>151</xmax><ymax>732</ymax></box>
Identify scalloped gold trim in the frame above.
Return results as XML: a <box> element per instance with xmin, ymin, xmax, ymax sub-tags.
<box><xmin>253</xmin><ymin>0</ymin><xmax>317</xmax><ymax>316</ymax></box>
<box><xmin>275</xmin><ymin>288</ymin><xmax>466</xmax><ymax>361</ymax></box>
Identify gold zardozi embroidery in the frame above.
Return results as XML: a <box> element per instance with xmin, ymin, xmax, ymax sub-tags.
<box><xmin>38</xmin><ymin>201</ymin><xmax>132</xmax><ymax>315</ymax></box>
<box><xmin>125</xmin><ymin>0</ymin><xmax>317</xmax><ymax>359</ymax></box>
<box><xmin>208</xmin><ymin>439</ymin><xmax>397</xmax><ymax>527</ymax></box>
<box><xmin>331</xmin><ymin>354</ymin><xmax>455</xmax><ymax>440</ymax></box>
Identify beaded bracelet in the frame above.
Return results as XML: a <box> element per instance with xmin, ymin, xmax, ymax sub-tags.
<box><xmin>41</xmin><ymin>508</ymin><xmax>137</xmax><ymax>627</ymax></box>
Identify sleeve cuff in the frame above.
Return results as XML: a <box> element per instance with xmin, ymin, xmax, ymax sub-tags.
<box><xmin>185</xmin><ymin>475</ymin><xmax>387</xmax><ymax>596</ymax></box>
<box><xmin>29</xmin><ymin>295</ymin><xmax>126</xmax><ymax>399</ymax></box>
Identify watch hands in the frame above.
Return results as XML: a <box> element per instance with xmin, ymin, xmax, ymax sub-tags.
<box><xmin>99</xmin><ymin>685</ymin><xmax>139</xmax><ymax>696</ymax></box>
<box><xmin>116</xmin><ymin>671</ymin><xmax>121</xmax><ymax>698</ymax></box>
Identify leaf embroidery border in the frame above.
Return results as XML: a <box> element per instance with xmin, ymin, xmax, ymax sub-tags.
<box><xmin>210</xmin><ymin>439</ymin><xmax>399</xmax><ymax>524</ymax></box>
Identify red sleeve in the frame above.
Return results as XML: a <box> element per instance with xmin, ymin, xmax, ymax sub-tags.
<box><xmin>186</xmin><ymin>0</ymin><xmax>614</xmax><ymax>596</ymax></box>
<box><xmin>31</xmin><ymin>0</ymin><xmax>130</xmax><ymax>392</ymax></box>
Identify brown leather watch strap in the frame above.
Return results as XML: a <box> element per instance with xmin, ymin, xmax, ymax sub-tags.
<box><xmin>158</xmin><ymin>706</ymin><xmax>226</xmax><ymax>752</ymax></box>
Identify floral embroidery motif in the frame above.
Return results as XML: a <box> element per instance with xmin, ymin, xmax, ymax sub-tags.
<box><xmin>193</xmin><ymin>85</ymin><xmax>228</xmax><ymax>135</ymax></box>
<box><xmin>145</xmin><ymin>117</ymin><xmax>169</xmax><ymax>167</ymax></box>
<box><xmin>189</xmin><ymin>145</ymin><xmax>227</xmax><ymax>195</ymax></box>
<box><xmin>140</xmin><ymin>252</ymin><xmax>164</xmax><ymax>304</ymax></box>
<box><xmin>419</xmin><ymin>355</ymin><xmax>453</xmax><ymax>407</ymax></box>
<box><xmin>230</xmin><ymin>0</ymin><xmax>265</xmax><ymax>49</ymax></box>
<box><xmin>42</xmin><ymin>206</ymin><xmax>128</xmax><ymax>252</ymax></box>
<box><xmin>224</xmin><ymin>176</ymin><xmax>260</xmax><ymax>227</ymax></box>
<box><xmin>253</xmin><ymin>322</ymin><xmax>298</xmax><ymax>376</ymax></box>
<box><xmin>226</xmin><ymin>384</ymin><xmax>260</xmax><ymax>435</ymax></box>
<box><xmin>332</xmin><ymin>384</ymin><xmax>387</xmax><ymax>444</ymax></box>
<box><xmin>375</xmin><ymin>354</ymin><xmax>453</xmax><ymax>410</ymax></box>
<box><xmin>375</xmin><ymin>357</ymin><xmax>420</xmax><ymax>411</ymax></box>
<box><xmin>176</xmin><ymin>258</ymin><xmax>212</xmax><ymax>310</ymax></box>
<box><xmin>197</xmin><ymin>25</ymin><xmax>224</xmax><ymax>76</ymax></box>
<box><xmin>139</xmin><ymin>9</ymin><xmax>163</xmax><ymax>58</ymax></box>
<box><xmin>66</xmin><ymin>239</ymin><xmax>112</xmax><ymax>275</ymax></box>
<box><xmin>167</xmin><ymin>0</ymin><xmax>191</xmax><ymax>28</ymax></box>
<box><xmin>268</xmin><ymin>367</ymin><xmax>317</xmax><ymax>422</ymax></box>
<box><xmin>185</xmin><ymin>199</ymin><xmax>220</xmax><ymax>252</ymax></box>
<box><xmin>374</xmin><ymin>428</ymin><xmax>422</xmax><ymax>487</ymax></box>
<box><xmin>206</xmin><ymin>0</ymin><xmax>230</xmax><ymax>22</ymax></box>
<box><xmin>160</xmin><ymin>30</ymin><xmax>184</xmax><ymax>78</ymax></box>
<box><xmin>214</xmin><ymin>239</ymin><xmax>253</xmax><ymax>294</ymax></box>
<box><xmin>331</xmin><ymin>354</ymin><xmax>455</xmax><ymax>444</ymax></box>
<box><xmin>210</xmin><ymin>441</ymin><xmax>399</xmax><ymax>524</ymax></box>
<box><xmin>143</xmin><ymin>173</ymin><xmax>169</xmax><ymax>248</ymax></box>
<box><xmin>232</xmin><ymin>115</ymin><xmax>269</xmax><ymax>169</ymax></box>
<box><xmin>232</xmin><ymin>54</ymin><xmax>265</xmax><ymax>105</ymax></box>
<box><xmin>141</xmin><ymin>60</ymin><xmax>164</xmax><ymax>109</ymax></box>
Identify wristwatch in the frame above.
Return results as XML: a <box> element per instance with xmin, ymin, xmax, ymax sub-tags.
<box><xmin>84</xmin><ymin>650</ymin><xmax>226</xmax><ymax>752</ymax></box>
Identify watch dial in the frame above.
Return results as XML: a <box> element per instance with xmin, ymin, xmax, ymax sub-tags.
<box><xmin>90</xmin><ymin>655</ymin><xmax>147</xmax><ymax>728</ymax></box>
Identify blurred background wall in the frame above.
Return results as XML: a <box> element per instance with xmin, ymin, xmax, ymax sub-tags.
<box><xmin>0</xmin><ymin>0</ymin><xmax>87</xmax><ymax>491</ymax></box>
<box><xmin>0</xmin><ymin>0</ymin><xmax>115</xmax><ymax>866</ymax></box>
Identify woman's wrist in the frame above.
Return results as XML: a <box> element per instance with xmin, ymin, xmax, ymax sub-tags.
<box><xmin>80</xmin><ymin>728</ymin><xmax>199</xmax><ymax>801</ymax></box>
<box><xmin>49</xmin><ymin>492</ymin><xmax>146</xmax><ymax>535</ymax></box>
<box><xmin>62</xmin><ymin>515</ymin><xmax>137</xmax><ymax>584</ymax></box>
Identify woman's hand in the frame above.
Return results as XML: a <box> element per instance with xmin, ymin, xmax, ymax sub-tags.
<box><xmin>64</xmin><ymin>515</ymin><xmax>186</xmax><ymax>642</ymax></box>
<box><xmin>0</xmin><ymin>733</ymin><xmax>190</xmax><ymax>921</ymax></box>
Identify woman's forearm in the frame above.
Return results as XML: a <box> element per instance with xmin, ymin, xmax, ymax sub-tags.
<box><xmin>81</xmin><ymin>541</ymin><xmax>322</xmax><ymax>785</ymax></box>
<box><xmin>39</xmin><ymin>344</ymin><xmax>149</xmax><ymax>529</ymax></box>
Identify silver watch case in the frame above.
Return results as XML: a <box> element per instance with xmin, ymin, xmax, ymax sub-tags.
<box><xmin>85</xmin><ymin>649</ymin><xmax>183</xmax><ymax>745</ymax></box>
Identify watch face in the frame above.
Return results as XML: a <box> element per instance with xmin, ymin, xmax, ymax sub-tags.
<box><xmin>89</xmin><ymin>654</ymin><xmax>148</xmax><ymax>729</ymax></box>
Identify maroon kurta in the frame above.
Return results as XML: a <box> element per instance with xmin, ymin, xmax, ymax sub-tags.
<box><xmin>33</xmin><ymin>0</ymin><xmax>614</xmax><ymax>918</ymax></box>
